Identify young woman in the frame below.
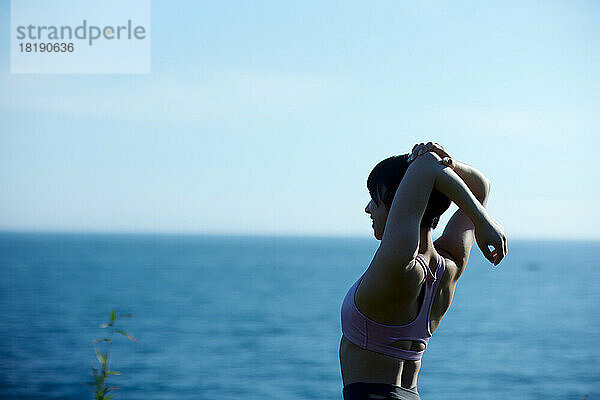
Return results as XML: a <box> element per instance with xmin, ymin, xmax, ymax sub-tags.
<box><xmin>340</xmin><ymin>142</ymin><xmax>507</xmax><ymax>400</ymax></box>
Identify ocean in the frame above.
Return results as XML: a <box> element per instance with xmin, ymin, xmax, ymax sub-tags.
<box><xmin>0</xmin><ymin>233</ymin><xmax>598</xmax><ymax>399</ymax></box>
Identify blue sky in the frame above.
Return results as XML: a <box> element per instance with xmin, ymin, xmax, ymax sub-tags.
<box><xmin>1</xmin><ymin>1</ymin><xmax>599</xmax><ymax>239</ymax></box>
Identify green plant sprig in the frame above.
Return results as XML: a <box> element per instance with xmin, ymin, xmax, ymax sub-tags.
<box><xmin>84</xmin><ymin>310</ymin><xmax>136</xmax><ymax>400</ymax></box>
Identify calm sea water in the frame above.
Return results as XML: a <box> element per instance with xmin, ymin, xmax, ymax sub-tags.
<box><xmin>0</xmin><ymin>233</ymin><xmax>598</xmax><ymax>400</ymax></box>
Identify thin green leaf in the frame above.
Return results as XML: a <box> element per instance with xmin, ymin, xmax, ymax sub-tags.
<box><xmin>107</xmin><ymin>371</ymin><xmax>121</xmax><ymax>375</ymax></box>
<box><xmin>93</xmin><ymin>338</ymin><xmax>111</xmax><ymax>343</ymax></box>
<box><xmin>105</xmin><ymin>395</ymin><xmax>114</xmax><ymax>400</ymax></box>
<box><xmin>95</xmin><ymin>348</ymin><xmax>106</xmax><ymax>364</ymax></box>
<box><xmin>110</xmin><ymin>310</ymin><xmax>116</xmax><ymax>323</ymax></box>
<box><xmin>115</xmin><ymin>329</ymin><xmax>137</xmax><ymax>342</ymax></box>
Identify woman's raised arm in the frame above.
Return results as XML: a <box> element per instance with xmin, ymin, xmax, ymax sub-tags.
<box><xmin>433</xmin><ymin>158</ymin><xmax>491</xmax><ymax>278</ymax></box>
<box><xmin>376</xmin><ymin>152</ymin><xmax>506</xmax><ymax>281</ymax></box>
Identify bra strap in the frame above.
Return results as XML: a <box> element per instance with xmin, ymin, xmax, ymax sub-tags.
<box><xmin>416</xmin><ymin>254</ymin><xmax>437</xmax><ymax>283</ymax></box>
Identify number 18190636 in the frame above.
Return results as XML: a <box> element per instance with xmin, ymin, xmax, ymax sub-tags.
<box><xmin>19</xmin><ymin>43</ymin><xmax>74</xmax><ymax>52</ymax></box>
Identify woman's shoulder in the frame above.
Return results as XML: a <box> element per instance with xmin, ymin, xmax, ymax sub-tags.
<box><xmin>358</xmin><ymin>254</ymin><xmax>427</xmax><ymax>305</ymax></box>
<box><xmin>435</xmin><ymin>248</ymin><xmax>461</xmax><ymax>283</ymax></box>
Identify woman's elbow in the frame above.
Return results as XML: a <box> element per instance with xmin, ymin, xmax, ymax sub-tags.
<box><xmin>479</xmin><ymin>178</ymin><xmax>491</xmax><ymax>206</ymax></box>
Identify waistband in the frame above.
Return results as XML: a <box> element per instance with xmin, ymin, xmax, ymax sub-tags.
<box><xmin>343</xmin><ymin>382</ymin><xmax>420</xmax><ymax>400</ymax></box>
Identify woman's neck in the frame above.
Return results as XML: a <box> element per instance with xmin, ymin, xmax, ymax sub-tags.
<box><xmin>418</xmin><ymin>228</ymin><xmax>435</xmax><ymax>257</ymax></box>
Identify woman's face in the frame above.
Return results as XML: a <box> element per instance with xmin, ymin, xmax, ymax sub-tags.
<box><xmin>365</xmin><ymin>192</ymin><xmax>389</xmax><ymax>241</ymax></box>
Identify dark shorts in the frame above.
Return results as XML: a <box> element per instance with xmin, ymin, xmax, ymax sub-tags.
<box><xmin>342</xmin><ymin>382</ymin><xmax>421</xmax><ymax>400</ymax></box>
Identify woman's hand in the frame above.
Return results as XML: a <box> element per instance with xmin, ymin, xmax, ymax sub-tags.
<box><xmin>474</xmin><ymin>215</ymin><xmax>508</xmax><ymax>266</ymax></box>
<box><xmin>408</xmin><ymin>141</ymin><xmax>454</xmax><ymax>169</ymax></box>
<box><xmin>409</xmin><ymin>141</ymin><xmax>507</xmax><ymax>265</ymax></box>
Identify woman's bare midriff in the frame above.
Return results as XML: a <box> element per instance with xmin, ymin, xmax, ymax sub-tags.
<box><xmin>339</xmin><ymin>335</ymin><xmax>421</xmax><ymax>389</ymax></box>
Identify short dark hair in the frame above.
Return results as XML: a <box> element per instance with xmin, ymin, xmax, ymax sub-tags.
<box><xmin>367</xmin><ymin>154</ymin><xmax>451</xmax><ymax>230</ymax></box>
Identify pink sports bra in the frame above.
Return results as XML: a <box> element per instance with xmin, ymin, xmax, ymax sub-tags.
<box><xmin>341</xmin><ymin>254</ymin><xmax>446</xmax><ymax>361</ymax></box>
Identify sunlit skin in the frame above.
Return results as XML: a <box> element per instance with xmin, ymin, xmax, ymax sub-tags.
<box><xmin>339</xmin><ymin>142</ymin><xmax>507</xmax><ymax>392</ymax></box>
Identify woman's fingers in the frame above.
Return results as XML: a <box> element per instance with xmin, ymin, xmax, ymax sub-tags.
<box><xmin>430</xmin><ymin>142</ymin><xmax>450</xmax><ymax>158</ymax></box>
<box><xmin>408</xmin><ymin>142</ymin><xmax>428</xmax><ymax>162</ymax></box>
<box><xmin>478</xmin><ymin>236</ymin><xmax>506</xmax><ymax>266</ymax></box>
<box><xmin>475</xmin><ymin>218</ymin><xmax>507</xmax><ymax>266</ymax></box>
<box><xmin>491</xmin><ymin>237</ymin><xmax>507</xmax><ymax>266</ymax></box>
<box><xmin>411</xmin><ymin>142</ymin><xmax>425</xmax><ymax>156</ymax></box>
<box><xmin>490</xmin><ymin>247</ymin><xmax>500</xmax><ymax>265</ymax></box>
<box><xmin>482</xmin><ymin>244</ymin><xmax>494</xmax><ymax>264</ymax></box>
<box><xmin>409</xmin><ymin>141</ymin><xmax>450</xmax><ymax>163</ymax></box>
<box><xmin>491</xmin><ymin>248</ymin><xmax>499</xmax><ymax>265</ymax></box>
<box><xmin>408</xmin><ymin>147</ymin><xmax>418</xmax><ymax>162</ymax></box>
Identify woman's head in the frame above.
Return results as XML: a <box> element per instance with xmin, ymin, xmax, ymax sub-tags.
<box><xmin>366</xmin><ymin>154</ymin><xmax>451</xmax><ymax>239</ymax></box>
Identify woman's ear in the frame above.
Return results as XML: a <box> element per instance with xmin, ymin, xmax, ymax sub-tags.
<box><xmin>377</xmin><ymin>184</ymin><xmax>390</xmax><ymax>208</ymax></box>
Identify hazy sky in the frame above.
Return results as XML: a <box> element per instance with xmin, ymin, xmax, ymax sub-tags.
<box><xmin>1</xmin><ymin>1</ymin><xmax>599</xmax><ymax>239</ymax></box>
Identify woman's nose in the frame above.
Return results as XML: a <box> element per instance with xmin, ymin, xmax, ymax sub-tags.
<box><xmin>365</xmin><ymin>201</ymin><xmax>371</xmax><ymax>214</ymax></box>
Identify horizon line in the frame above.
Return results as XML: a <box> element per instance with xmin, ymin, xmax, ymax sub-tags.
<box><xmin>0</xmin><ymin>229</ymin><xmax>599</xmax><ymax>243</ymax></box>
